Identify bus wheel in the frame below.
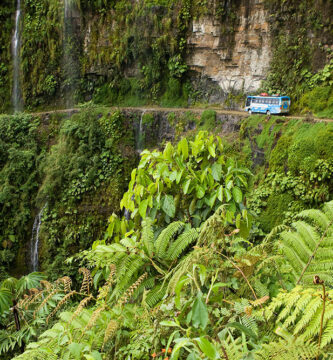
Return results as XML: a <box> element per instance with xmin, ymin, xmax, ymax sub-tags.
<box><xmin>248</xmin><ymin>109</ymin><xmax>252</xmax><ymax>115</ymax></box>
<box><xmin>266</xmin><ymin>110</ymin><xmax>271</xmax><ymax>116</ymax></box>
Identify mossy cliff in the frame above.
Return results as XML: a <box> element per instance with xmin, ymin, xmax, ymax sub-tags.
<box><xmin>0</xmin><ymin>106</ymin><xmax>137</xmax><ymax>279</ymax></box>
<box><xmin>0</xmin><ymin>0</ymin><xmax>333</xmax><ymax>112</ymax></box>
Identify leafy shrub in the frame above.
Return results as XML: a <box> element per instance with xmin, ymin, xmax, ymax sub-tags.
<box><xmin>121</xmin><ymin>131</ymin><xmax>252</xmax><ymax>229</ymax></box>
<box><xmin>300</xmin><ymin>85</ymin><xmax>333</xmax><ymax>114</ymax></box>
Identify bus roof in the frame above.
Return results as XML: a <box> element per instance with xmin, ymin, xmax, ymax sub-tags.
<box><xmin>247</xmin><ymin>95</ymin><xmax>290</xmax><ymax>99</ymax></box>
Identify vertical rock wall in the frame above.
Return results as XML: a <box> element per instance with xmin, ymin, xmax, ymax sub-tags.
<box><xmin>187</xmin><ymin>0</ymin><xmax>271</xmax><ymax>94</ymax></box>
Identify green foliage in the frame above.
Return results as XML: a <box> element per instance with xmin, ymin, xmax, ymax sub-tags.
<box><xmin>266</xmin><ymin>286</ymin><xmax>333</xmax><ymax>347</ymax></box>
<box><xmin>243</xmin><ymin>116</ymin><xmax>333</xmax><ymax>233</ymax></box>
<box><xmin>121</xmin><ymin>131</ymin><xmax>251</xmax><ymax>228</ymax></box>
<box><xmin>0</xmin><ymin>107</ymin><xmax>135</xmax><ymax>278</ymax></box>
<box><xmin>86</xmin><ymin>218</ymin><xmax>198</xmax><ymax>305</ymax></box>
<box><xmin>0</xmin><ymin>0</ymin><xmax>14</xmax><ymax>112</ymax></box>
<box><xmin>299</xmin><ymin>85</ymin><xmax>333</xmax><ymax>118</ymax></box>
<box><xmin>0</xmin><ymin>113</ymin><xmax>41</xmax><ymax>275</ymax></box>
<box><xmin>255</xmin><ymin>337</ymin><xmax>318</xmax><ymax>360</ymax></box>
<box><xmin>279</xmin><ymin>201</ymin><xmax>333</xmax><ymax>286</ymax></box>
<box><xmin>21</xmin><ymin>0</ymin><xmax>63</xmax><ymax>108</ymax></box>
<box><xmin>4</xmin><ymin>116</ymin><xmax>333</xmax><ymax>359</ymax></box>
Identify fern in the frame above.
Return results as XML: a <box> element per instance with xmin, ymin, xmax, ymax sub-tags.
<box><xmin>79</xmin><ymin>268</ymin><xmax>92</xmax><ymax>295</ymax></box>
<box><xmin>167</xmin><ymin>247</ymin><xmax>216</xmax><ymax>294</ymax></box>
<box><xmin>266</xmin><ymin>286</ymin><xmax>333</xmax><ymax>347</ymax></box>
<box><xmin>279</xmin><ymin>200</ymin><xmax>333</xmax><ymax>285</ymax></box>
<box><xmin>254</xmin><ymin>338</ymin><xmax>318</xmax><ymax>360</ymax></box>
<box><xmin>142</xmin><ymin>217</ymin><xmax>154</xmax><ymax>257</ymax></box>
<box><xmin>154</xmin><ymin>221</ymin><xmax>184</xmax><ymax>258</ymax></box>
<box><xmin>145</xmin><ymin>283</ymin><xmax>167</xmax><ymax>307</ymax></box>
<box><xmin>113</xmin><ymin>255</ymin><xmax>146</xmax><ymax>298</ymax></box>
<box><xmin>217</xmin><ymin>331</ymin><xmax>245</xmax><ymax>360</ymax></box>
<box><xmin>166</xmin><ymin>228</ymin><xmax>198</xmax><ymax>261</ymax></box>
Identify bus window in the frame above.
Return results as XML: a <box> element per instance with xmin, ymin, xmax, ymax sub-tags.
<box><xmin>246</xmin><ymin>98</ymin><xmax>251</xmax><ymax>106</ymax></box>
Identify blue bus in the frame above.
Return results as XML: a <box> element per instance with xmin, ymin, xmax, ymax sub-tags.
<box><xmin>245</xmin><ymin>95</ymin><xmax>291</xmax><ymax>115</ymax></box>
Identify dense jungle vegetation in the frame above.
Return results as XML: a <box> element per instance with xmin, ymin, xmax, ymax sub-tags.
<box><xmin>0</xmin><ymin>108</ymin><xmax>332</xmax><ymax>359</ymax></box>
<box><xmin>1</xmin><ymin>0</ymin><xmax>333</xmax><ymax>359</ymax></box>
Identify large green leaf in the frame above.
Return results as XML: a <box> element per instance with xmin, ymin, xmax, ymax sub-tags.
<box><xmin>16</xmin><ymin>272</ymin><xmax>46</xmax><ymax>296</ymax></box>
<box><xmin>232</xmin><ymin>186</ymin><xmax>243</xmax><ymax>203</ymax></box>
<box><xmin>164</xmin><ymin>142</ymin><xmax>174</xmax><ymax>160</ymax></box>
<box><xmin>0</xmin><ymin>288</ymin><xmax>12</xmax><ymax>314</ymax></box>
<box><xmin>217</xmin><ymin>185</ymin><xmax>223</xmax><ymax>202</ymax></box>
<box><xmin>211</xmin><ymin>163</ymin><xmax>222</xmax><ymax>181</ymax></box>
<box><xmin>178</xmin><ymin>138</ymin><xmax>189</xmax><ymax>160</ymax></box>
<box><xmin>68</xmin><ymin>342</ymin><xmax>85</xmax><ymax>359</ymax></box>
<box><xmin>139</xmin><ymin>199</ymin><xmax>148</xmax><ymax>218</ymax></box>
<box><xmin>191</xmin><ymin>293</ymin><xmax>208</xmax><ymax>329</ymax></box>
<box><xmin>195</xmin><ymin>337</ymin><xmax>220</xmax><ymax>359</ymax></box>
<box><xmin>162</xmin><ymin>195</ymin><xmax>176</xmax><ymax>218</ymax></box>
<box><xmin>196</xmin><ymin>185</ymin><xmax>205</xmax><ymax>199</ymax></box>
<box><xmin>225</xmin><ymin>322</ymin><xmax>258</xmax><ymax>340</ymax></box>
<box><xmin>224</xmin><ymin>188</ymin><xmax>232</xmax><ymax>202</ymax></box>
<box><xmin>183</xmin><ymin>179</ymin><xmax>191</xmax><ymax>194</ymax></box>
<box><xmin>208</xmin><ymin>144</ymin><xmax>216</xmax><ymax>158</ymax></box>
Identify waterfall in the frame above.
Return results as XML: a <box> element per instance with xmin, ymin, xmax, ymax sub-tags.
<box><xmin>136</xmin><ymin>111</ymin><xmax>146</xmax><ymax>153</ymax></box>
<box><xmin>12</xmin><ymin>0</ymin><xmax>23</xmax><ymax>112</ymax></box>
<box><xmin>63</xmin><ymin>0</ymin><xmax>80</xmax><ymax>108</ymax></box>
<box><xmin>30</xmin><ymin>204</ymin><xmax>46</xmax><ymax>272</ymax></box>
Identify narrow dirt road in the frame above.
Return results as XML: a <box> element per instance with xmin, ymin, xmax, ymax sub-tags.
<box><xmin>31</xmin><ymin>106</ymin><xmax>333</xmax><ymax>123</ymax></box>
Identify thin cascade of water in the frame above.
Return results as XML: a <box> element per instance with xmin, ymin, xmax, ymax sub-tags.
<box><xmin>30</xmin><ymin>204</ymin><xmax>47</xmax><ymax>272</ymax></box>
<box><xmin>63</xmin><ymin>0</ymin><xmax>79</xmax><ymax>108</ymax></box>
<box><xmin>12</xmin><ymin>0</ymin><xmax>23</xmax><ymax>112</ymax></box>
<box><xmin>136</xmin><ymin>110</ymin><xmax>146</xmax><ymax>153</ymax></box>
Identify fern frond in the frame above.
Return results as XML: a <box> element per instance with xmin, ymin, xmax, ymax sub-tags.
<box><xmin>142</xmin><ymin>217</ymin><xmax>154</xmax><ymax>257</ymax></box>
<box><xmin>265</xmin><ymin>224</ymin><xmax>289</xmax><ymax>243</ymax></box>
<box><xmin>83</xmin><ymin>305</ymin><xmax>106</xmax><ymax>333</ymax></box>
<box><xmin>34</xmin><ymin>288</ymin><xmax>58</xmax><ymax>318</ymax></box>
<box><xmin>40</xmin><ymin>280</ymin><xmax>52</xmax><ymax>290</ymax></box>
<box><xmin>266</xmin><ymin>286</ymin><xmax>333</xmax><ymax>346</ymax></box>
<box><xmin>102</xmin><ymin>320</ymin><xmax>118</xmax><ymax>350</ymax></box>
<box><xmin>145</xmin><ymin>283</ymin><xmax>167</xmax><ymax>308</ymax></box>
<box><xmin>98</xmin><ymin>264</ymin><xmax>116</xmax><ymax>300</ymax></box>
<box><xmin>119</xmin><ymin>272</ymin><xmax>148</xmax><ymax>305</ymax></box>
<box><xmin>113</xmin><ymin>255</ymin><xmax>146</xmax><ymax>298</ymax></box>
<box><xmin>79</xmin><ymin>268</ymin><xmax>92</xmax><ymax>295</ymax></box>
<box><xmin>70</xmin><ymin>294</ymin><xmax>93</xmax><ymax>322</ymax></box>
<box><xmin>297</xmin><ymin>208</ymin><xmax>330</xmax><ymax>230</ymax></box>
<box><xmin>254</xmin><ymin>338</ymin><xmax>318</xmax><ymax>359</ymax></box>
<box><xmin>155</xmin><ymin>221</ymin><xmax>184</xmax><ymax>258</ymax></box>
<box><xmin>167</xmin><ymin>247</ymin><xmax>215</xmax><ymax>294</ymax></box>
<box><xmin>218</xmin><ymin>332</ymin><xmax>244</xmax><ymax>360</ymax></box>
<box><xmin>166</xmin><ymin>228</ymin><xmax>198</xmax><ymax>261</ymax></box>
<box><xmin>46</xmin><ymin>290</ymin><xmax>76</xmax><ymax>323</ymax></box>
<box><xmin>279</xmin><ymin>200</ymin><xmax>333</xmax><ymax>285</ymax></box>
<box><xmin>197</xmin><ymin>205</ymin><xmax>226</xmax><ymax>247</ymax></box>
<box><xmin>56</xmin><ymin>276</ymin><xmax>72</xmax><ymax>293</ymax></box>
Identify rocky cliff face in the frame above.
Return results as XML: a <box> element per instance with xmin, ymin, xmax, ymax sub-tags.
<box><xmin>187</xmin><ymin>0</ymin><xmax>271</xmax><ymax>93</ymax></box>
<box><xmin>1</xmin><ymin>0</ymin><xmax>332</xmax><ymax>111</ymax></box>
